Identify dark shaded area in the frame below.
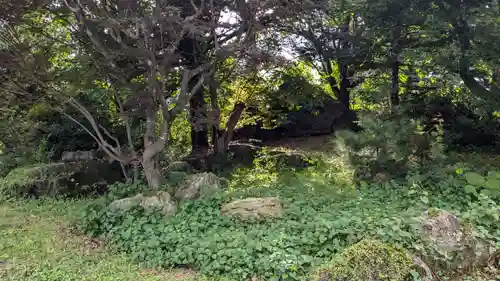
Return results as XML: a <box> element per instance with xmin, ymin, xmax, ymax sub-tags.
<box><xmin>233</xmin><ymin>96</ymin><xmax>358</xmax><ymax>142</ymax></box>
<box><xmin>406</xmin><ymin>96</ymin><xmax>500</xmax><ymax>149</ymax></box>
<box><xmin>16</xmin><ymin>160</ymin><xmax>125</xmax><ymax>198</ymax></box>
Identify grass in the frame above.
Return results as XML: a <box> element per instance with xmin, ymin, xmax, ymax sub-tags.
<box><xmin>0</xmin><ymin>199</ymin><xmax>198</xmax><ymax>281</ymax></box>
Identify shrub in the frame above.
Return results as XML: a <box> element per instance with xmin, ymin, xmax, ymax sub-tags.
<box><xmin>336</xmin><ymin>110</ymin><xmax>445</xmax><ymax>180</ymax></box>
<box><xmin>312</xmin><ymin>239</ymin><xmax>413</xmax><ymax>281</ymax></box>
<box><xmin>0</xmin><ymin>163</ymin><xmax>70</xmax><ymax>200</ymax></box>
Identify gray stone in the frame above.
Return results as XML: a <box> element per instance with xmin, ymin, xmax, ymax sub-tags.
<box><xmin>109</xmin><ymin>192</ymin><xmax>177</xmax><ymax>217</ymax></box>
<box><xmin>140</xmin><ymin>192</ymin><xmax>177</xmax><ymax>217</ymax></box>
<box><xmin>174</xmin><ymin>172</ymin><xmax>221</xmax><ymax>201</ymax></box>
<box><xmin>109</xmin><ymin>194</ymin><xmax>143</xmax><ymax>213</ymax></box>
<box><xmin>61</xmin><ymin>150</ymin><xmax>97</xmax><ymax>162</ymax></box>
<box><xmin>221</xmin><ymin>197</ymin><xmax>283</xmax><ymax>221</ymax></box>
<box><xmin>417</xmin><ymin>209</ymin><xmax>494</xmax><ymax>270</ymax></box>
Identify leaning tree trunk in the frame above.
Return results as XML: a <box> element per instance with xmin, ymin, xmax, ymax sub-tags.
<box><xmin>214</xmin><ymin>102</ymin><xmax>246</xmax><ymax>154</ymax></box>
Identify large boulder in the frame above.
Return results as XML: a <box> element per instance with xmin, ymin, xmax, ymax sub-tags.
<box><xmin>0</xmin><ymin>160</ymin><xmax>124</xmax><ymax>199</ymax></box>
<box><xmin>221</xmin><ymin>197</ymin><xmax>283</xmax><ymax>221</ymax></box>
<box><xmin>417</xmin><ymin>209</ymin><xmax>493</xmax><ymax>270</ymax></box>
<box><xmin>174</xmin><ymin>172</ymin><xmax>221</xmax><ymax>201</ymax></box>
<box><xmin>109</xmin><ymin>191</ymin><xmax>177</xmax><ymax>217</ymax></box>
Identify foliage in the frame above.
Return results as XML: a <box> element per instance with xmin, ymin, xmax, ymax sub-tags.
<box><xmin>0</xmin><ymin>163</ymin><xmax>69</xmax><ymax>200</ymax></box>
<box><xmin>312</xmin><ymin>239</ymin><xmax>413</xmax><ymax>281</ymax></box>
<box><xmin>76</xmin><ymin>158</ymin><xmax>500</xmax><ymax>280</ymax></box>
<box><xmin>460</xmin><ymin>170</ymin><xmax>500</xmax><ymax>199</ymax></box>
<box><xmin>461</xmin><ymin>195</ymin><xmax>500</xmax><ymax>247</ymax></box>
<box><xmin>336</xmin><ymin>110</ymin><xmax>446</xmax><ymax>180</ymax></box>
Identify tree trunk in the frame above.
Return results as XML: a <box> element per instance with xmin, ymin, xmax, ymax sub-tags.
<box><xmin>141</xmin><ymin>152</ymin><xmax>161</xmax><ymax>189</ymax></box>
<box><xmin>391</xmin><ymin>26</ymin><xmax>401</xmax><ymax>107</ymax></box>
<box><xmin>209</xmin><ymin>74</ymin><xmax>220</xmax><ymax>149</ymax></box>
<box><xmin>141</xmin><ymin>108</ymin><xmax>166</xmax><ymax>189</ymax></box>
<box><xmin>189</xmin><ymin>74</ymin><xmax>209</xmax><ymax>155</ymax></box>
<box><xmin>338</xmin><ymin>63</ymin><xmax>350</xmax><ymax>109</ymax></box>
<box><xmin>214</xmin><ymin>102</ymin><xmax>246</xmax><ymax>154</ymax></box>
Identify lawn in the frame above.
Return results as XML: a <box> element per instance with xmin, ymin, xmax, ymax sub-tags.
<box><xmin>0</xmin><ymin>200</ymin><xmax>197</xmax><ymax>281</ymax></box>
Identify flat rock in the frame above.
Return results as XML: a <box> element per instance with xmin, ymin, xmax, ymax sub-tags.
<box><xmin>221</xmin><ymin>197</ymin><xmax>283</xmax><ymax>221</ymax></box>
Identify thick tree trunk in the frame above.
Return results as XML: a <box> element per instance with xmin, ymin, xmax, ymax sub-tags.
<box><xmin>141</xmin><ymin>152</ymin><xmax>162</xmax><ymax>189</ymax></box>
<box><xmin>141</xmin><ymin>108</ymin><xmax>167</xmax><ymax>189</ymax></box>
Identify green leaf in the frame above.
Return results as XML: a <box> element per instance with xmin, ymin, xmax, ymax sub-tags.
<box><xmin>464</xmin><ymin>185</ymin><xmax>477</xmax><ymax>194</ymax></box>
<box><xmin>484</xmin><ymin>178</ymin><xmax>500</xmax><ymax>190</ymax></box>
<box><xmin>464</xmin><ymin>172</ymin><xmax>486</xmax><ymax>186</ymax></box>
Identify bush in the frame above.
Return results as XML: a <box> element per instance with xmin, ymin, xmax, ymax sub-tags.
<box><xmin>312</xmin><ymin>239</ymin><xmax>413</xmax><ymax>281</ymax></box>
<box><xmin>336</xmin><ymin>110</ymin><xmax>446</xmax><ymax>180</ymax></box>
<box><xmin>0</xmin><ymin>163</ymin><xmax>70</xmax><ymax>200</ymax></box>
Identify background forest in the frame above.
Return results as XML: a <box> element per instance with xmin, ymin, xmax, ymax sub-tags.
<box><xmin>0</xmin><ymin>0</ymin><xmax>499</xmax><ymax>280</ymax></box>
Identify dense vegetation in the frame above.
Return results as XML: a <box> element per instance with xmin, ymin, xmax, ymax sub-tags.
<box><xmin>0</xmin><ymin>0</ymin><xmax>499</xmax><ymax>280</ymax></box>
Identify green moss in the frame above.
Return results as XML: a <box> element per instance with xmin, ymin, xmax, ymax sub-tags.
<box><xmin>427</xmin><ymin>207</ymin><xmax>441</xmax><ymax>218</ymax></box>
<box><xmin>313</xmin><ymin>239</ymin><xmax>413</xmax><ymax>281</ymax></box>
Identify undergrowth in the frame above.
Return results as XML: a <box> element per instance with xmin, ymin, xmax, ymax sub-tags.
<box><xmin>77</xmin><ymin>156</ymin><xmax>500</xmax><ymax>281</ymax></box>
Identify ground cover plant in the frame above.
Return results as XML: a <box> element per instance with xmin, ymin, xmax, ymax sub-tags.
<box><xmin>0</xmin><ymin>0</ymin><xmax>500</xmax><ymax>280</ymax></box>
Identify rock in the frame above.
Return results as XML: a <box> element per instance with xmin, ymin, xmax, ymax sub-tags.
<box><xmin>410</xmin><ymin>255</ymin><xmax>435</xmax><ymax>281</ymax></box>
<box><xmin>221</xmin><ymin>197</ymin><xmax>283</xmax><ymax>221</ymax></box>
<box><xmin>373</xmin><ymin>172</ymin><xmax>390</xmax><ymax>183</ymax></box>
<box><xmin>228</xmin><ymin>142</ymin><xmax>261</xmax><ymax>165</ymax></box>
<box><xmin>109</xmin><ymin>194</ymin><xmax>143</xmax><ymax>213</ymax></box>
<box><xmin>164</xmin><ymin>161</ymin><xmax>193</xmax><ymax>173</ymax></box>
<box><xmin>231</xmin><ymin>96</ymin><xmax>356</xmax><ymax>142</ymax></box>
<box><xmin>1</xmin><ymin>160</ymin><xmax>124</xmax><ymax>198</ymax></box>
<box><xmin>417</xmin><ymin>209</ymin><xmax>493</xmax><ymax>270</ymax></box>
<box><xmin>109</xmin><ymin>192</ymin><xmax>177</xmax><ymax>217</ymax></box>
<box><xmin>140</xmin><ymin>192</ymin><xmax>177</xmax><ymax>216</ymax></box>
<box><xmin>174</xmin><ymin>172</ymin><xmax>221</xmax><ymax>201</ymax></box>
<box><xmin>61</xmin><ymin>150</ymin><xmax>97</xmax><ymax>162</ymax></box>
